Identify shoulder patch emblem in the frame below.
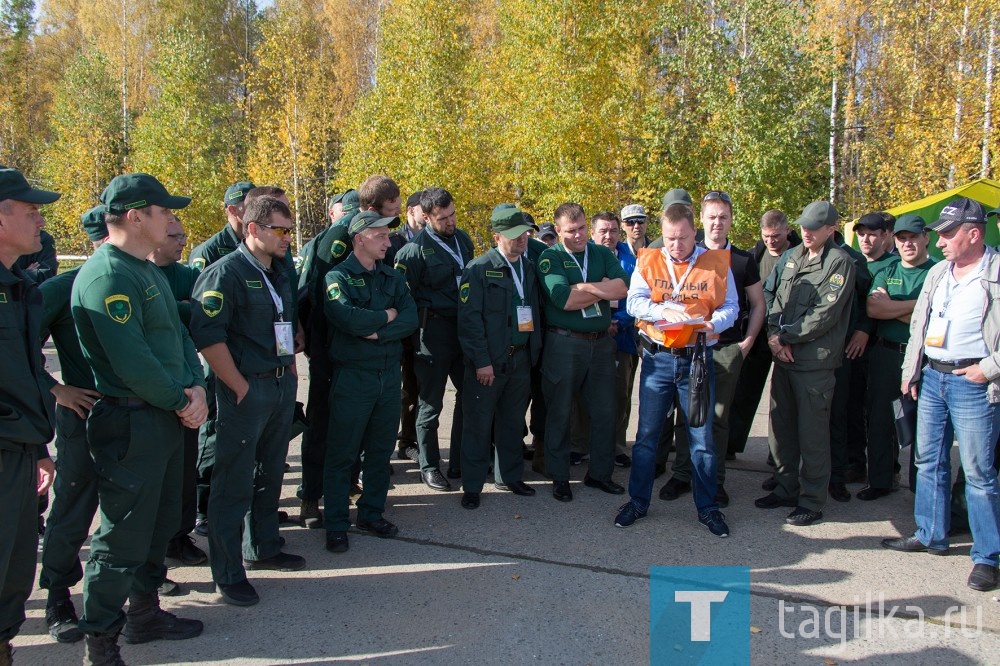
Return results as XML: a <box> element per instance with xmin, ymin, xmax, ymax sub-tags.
<box><xmin>104</xmin><ymin>294</ymin><xmax>132</xmax><ymax>324</ymax></box>
<box><xmin>192</xmin><ymin>257</ymin><xmax>207</xmax><ymax>271</ymax></box>
<box><xmin>486</xmin><ymin>270</ymin><xmax>504</xmax><ymax>279</ymax></box>
<box><xmin>0</xmin><ymin>292</ymin><xmax>7</xmax><ymax>304</ymax></box>
<box><xmin>539</xmin><ymin>258</ymin><xmax>551</xmax><ymax>274</ymax></box>
<box><xmin>246</xmin><ymin>280</ymin><xmax>263</xmax><ymax>289</ymax></box>
<box><xmin>331</xmin><ymin>240</ymin><xmax>347</xmax><ymax>259</ymax></box>
<box><xmin>327</xmin><ymin>283</ymin><xmax>341</xmax><ymax>301</ymax></box>
<box><xmin>145</xmin><ymin>285</ymin><xmax>160</xmax><ymax>300</ymax></box>
<box><xmin>422</xmin><ymin>247</ymin><xmax>435</xmax><ymax>256</ymax></box>
<box><xmin>828</xmin><ymin>273</ymin><xmax>845</xmax><ymax>291</ymax></box>
<box><xmin>201</xmin><ymin>290</ymin><xmax>224</xmax><ymax>317</ymax></box>
<box><xmin>460</xmin><ymin>282</ymin><xmax>470</xmax><ymax>303</ymax></box>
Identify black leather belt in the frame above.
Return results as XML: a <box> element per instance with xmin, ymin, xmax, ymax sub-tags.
<box><xmin>546</xmin><ymin>327</ymin><xmax>607</xmax><ymax>340</ymax></box>
<box><xmin>507</xmin><ymin>344</ymin><xmax>527</xmax><ymax>356</ymax></box>
<box><xmin>639</xmin><ymin>336</ymin><xmax>695</xmax><ymax>357</ymax></box>
<box><xmin>250</xmin><ymin>366</ymin><xmax>290</xmax><ymax>379</ymax></box>
<box><xmin>103</xmin><ymin>396</ymin><xmax>148</xmax><ymax>408</ymax></box>
<box><xmin>877</xmin><ymin>338</ymin><xmax>908</xmax><ymax>354</ymax></box>
<box><xmin>927</xmin><ymin>358</ymin><xmax>982</xmax><ymax>373</ymax></box>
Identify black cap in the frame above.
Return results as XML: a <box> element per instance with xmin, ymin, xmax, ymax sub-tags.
<box><xmin>0</xmin><ymin>168</ymin><xmax>61</xmax><ymax>204</ymax></box>
<box><xmin>406</xmin><ymin>191</ymin><xmax>424</xmax><ymax>209</ymax></box>
<box><xmin>854</xmin><ymin>212</ymin><xmax>888</xmax><ymax>232</ymax></box>
<box><xmin>929</xmin><ymin>198</ymin><xmax>987</xmax><ymax>234</ymax></box>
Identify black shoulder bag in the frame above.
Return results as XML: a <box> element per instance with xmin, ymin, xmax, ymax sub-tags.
<box><xmin>688</xmin><ymin>332</ymin><xmax>710</xmax><ymax>428</ymax></box>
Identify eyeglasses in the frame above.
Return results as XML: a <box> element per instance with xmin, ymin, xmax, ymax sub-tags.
<box><xmin>254</xmin><ymin>222</ymin><xmax>292</xmax><ymax>238</ymax></box>
<box><xmin>621</xmin><ymin>218</ymin><xmax>646</xmax><ymax>226</ymax></box>
<box><xmin>702</xmin><ymin>190</ymin><xmax>732</xmax><ymax>204</ymax></box>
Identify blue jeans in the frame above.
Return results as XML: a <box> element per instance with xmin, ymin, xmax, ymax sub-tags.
<box><xmin>914</xmin><ymin>367</ymin><xmax>1000</xmax><ymax>566</ymax></box>
<box><xmin>628</xmin><ymin>347</ymin><xmax>718</xmax><ymax>515</ymax></box>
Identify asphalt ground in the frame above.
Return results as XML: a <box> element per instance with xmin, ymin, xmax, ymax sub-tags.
<box><xmin>12</xmin><ymin>348</ymin><xmax>1000</xmax><ymax>665</ymax></box>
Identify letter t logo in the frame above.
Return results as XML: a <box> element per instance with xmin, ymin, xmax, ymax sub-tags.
<box><xmin>674</xmin><ymin>591</ymin><xmax>729</xmax><ymax>641</ymax></box>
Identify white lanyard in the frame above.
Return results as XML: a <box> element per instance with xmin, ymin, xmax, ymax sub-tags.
<box><xmin>426</xmin><ymin>228</ymin><xmax>465</xmax><ymax>269</ymax></box>
<box><xmin>238</xmin><ymin>244</ymin><xmax>284</xmax><ymax>321</ymax></box>
<box><xmin>498</xmin><ymin>250</ymin><xmax>526</xmax><ymax>304</ymax></box>
<box><xmin>560</xmin><ymin>243</ymin><xmax>588</xmax><ymax>280</ymax></box>
<box><xmin>939</xmin><ymin>256</ymin><xmax>984</xmax><ymax>318</ymax></box>
<box><xmin>661</xmin><ymin>247</ymin><xmax>697</xmax><ymax>299</ymax></box>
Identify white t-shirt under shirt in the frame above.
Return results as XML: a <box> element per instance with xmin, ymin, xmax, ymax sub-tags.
<box><xmin>925</xmin><ymin>257</ymin><xmax>989</xmax><ymax>361</ymax></box>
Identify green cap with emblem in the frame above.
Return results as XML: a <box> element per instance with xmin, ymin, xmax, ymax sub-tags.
<box><xmin>794</xmin><ymin>201</ymin><xmax>839</xmax><ymax>230</ymax></box>
<box><xmin>662</xmin><ymin>188</ymin><xmax>692</xmax><ymax>209</ymax></box>
<box><xmin>893</xmin><ymin>213</ymin><xmax>926</xmax><ymax>235</ymax></box>
<box><xmin>491</xmin><ymin>204</ymin><xmax>534</xmax><ymax>239</ymax></box>
<box><xmin>340</xmin><ymin>189</ymin><xmax>360</xmax><ymax>214</ymax></box>
<box><xmin>81</xmin><ymin>205</ymin><xmax>108</xmax><ymax>241</ymax></box>
<box><xmin>101</xmin><ymin>173</ymin><xmax>191</xmax><ymax>213</ymax></box>
<box><xmin>348</xmin><ymin>210</ymin><xmax>400</xmax><ymax>238</ymax></box>
<box><xmin>224</xmin><ymin>181</ymin><xmax>255</xmax><ymax>206</ymax></box>
<box><xmin>0</xmin><ymin>168</ymin><xmax>61</xmax><ymax>204</ymax></box>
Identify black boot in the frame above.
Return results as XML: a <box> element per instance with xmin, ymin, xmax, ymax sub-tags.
<box><xmin>122</xmin><ymin>591</ymin><xmax>203</xmax><ymax>644</ymax></box>
<box><xmin>83</xmin><ymin>630</ymin><xmax>126</xmax><ymax>666</ymax></box>
<box><xmin>0</xmin><ymin>642</ymin><xmax>12</xmax><ymax>666</ymax></box>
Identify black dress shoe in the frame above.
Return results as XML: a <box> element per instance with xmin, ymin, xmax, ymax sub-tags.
<box><xmin>968</xmin><ymin>564</ymin><xmax>999</xmax><ymax>591</ymax></box>
<box><xmin>495</xmin><ymin>481</ymin><xmax>536</xmax><ymax>496</ymax></box>
<box><xmin>326</xmin><ymin>531</ymin><xmax>349</xmax><ymax>553</ymax></box>
<box><xmin>584</xmin><ymin>475</ymin><xmax>625</xmax><ymax>495</ymax></box>
<box><xmin>552</xmin><ymin>480</ymin><xmax>573</xmax><ymax>502</ymax></box>
<box><xmin>614</xmin><ymin>453</ymin><xmax>632</xmax><ymax>468</ymax></box>
<box><xmin>356</xmin><ymin>517</ymin><xmax>399</xmax><ymax>537</ymax></box>
<box><xmin>165</xmin><ymin>535</ymin><xmax>207</xmax><ymax>567</ymax></box>
<box><xmin>857</xmin><ymin>486</ymin><xmax>893</xmax><ymax>501</ymax></box>
<box><xmin>785</xmin><ymin>506</ymin><xmax>823</xmax><ymax>526</ymax></box>
<box><xmin>658</xmin><ymin>477</ymin><xmax>691</xmax><ymax>501</ymax></box>
<box><xmin>754</xmin><ymin>493</ymin><xmax>797</xmax><ymax>509</ymax></box>
<box><xmin>421</xmin><ymin>469</ymin><xmax>452</xmax><ymax>492</ymax></box>
<box><xmin>446</xmin><ymin>467</ymin><xmax>462</xmax><ymax>479</ymax></box>
<box><xmin>828</xmin><ymin>482</ymin><xmax>851</xmax><ymax>503</ymax></box>
<box><xmin>761</xmin><ymin>476</ymin><xmax>777</xmax><ymax>491</ymax></box>
<box><xmin>715</xmin><ymin>484</ymin><xmax>730</xmax><ymax>508</ymax></box>
<box><xmin>217</xmin><ymin>580</ymin><xmax>259</xmax><ymax>607</ymax></box>
<box><xmin>880</xmin><ymin>535</ymin><xmax>949</xmax><ymax>555</ymax></box>
<box><xmin>461</xmin><ymin>492</ymin><xmax>480</xmax><ymax>509</ymax></box>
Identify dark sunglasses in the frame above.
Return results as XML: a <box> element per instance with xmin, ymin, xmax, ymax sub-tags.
<box><xmin>621</xmin><ymin>218</ymin><xmax>646</xmax><ymax>226</ymax></box>
<box><xmin>254</xmin><ymin>222</ymin><xmax>293</xmax><ymax>238</ymax></box>
<box><xmin>702</xmin><ymin>190</ymin><xmax>732</xmax><ymax>204</ymax></box>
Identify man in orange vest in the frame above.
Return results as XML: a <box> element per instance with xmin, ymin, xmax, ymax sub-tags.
<box><xmin>614</xmin><ymin>203</ymin><xmax>738</xmax><ymax>536</ymax></box>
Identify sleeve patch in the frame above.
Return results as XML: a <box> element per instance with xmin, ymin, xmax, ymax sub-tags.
<box><xmin>460</xmin><ymin>282</ymin><xmax>470</xmax><ymax>303</ymax></box>
<box><xmin>539</xmin><ymin>258</ymin><xmax>551</xmax><ymax>274</ymax></box>
<box><xmin>104</xmin><ymin>294</ymin><xmax>132</xmax><ymax>323</ymax></box>
<box><xmin>828</xmin><ymin>273</ymin><xmax>845</xmax><ymax>291</ymax></box>
<box><xmin>201</xmin><ymin>290</ymin><xmax>224</xmax><ymax>317</ymax></box>
<box><xmin>347</xmin><ymin>277</ymin><xmax>366</xmax><ymax>286</ymax></box>
<box><xmin>326</xmin><ymin>283</ymin><xmax>341</xmax><ymax>300</ymax></box>
<box><xmin>192</xmin><ymin>257</ymin><xmax>207</xmax><ymax>271</ymax></box>
<box><xmin>145</xmin><ymin>285</ymin><xmax>160</xmax><ymax>300</ymax></box>
<box><xmin>422</xmin><ymin>247</ymin><xmax>435</xmax><ymax>256</ymax></box>
<box><xmin>331</xmin><ymin>240</ymin><xmax>347</xmax><ymax>259</ymax></box>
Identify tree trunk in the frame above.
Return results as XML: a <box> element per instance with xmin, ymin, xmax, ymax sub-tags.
<box><xmin>830</xmin><ymin>75</ymin><xmax>838</xmax><ymax>202</ymax></box>
<box><xmin>984</xmin><ymin>11</ymin><xmax>995</xmax><ymax>179</ymax></box>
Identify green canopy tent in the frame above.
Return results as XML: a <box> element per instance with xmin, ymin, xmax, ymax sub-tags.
<box><xmin>844</xmin><ymin>177</ymin><xmax>1000</xmax><ymax>259</ymax></box>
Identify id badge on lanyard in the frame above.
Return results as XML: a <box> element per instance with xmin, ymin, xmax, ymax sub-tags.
<box><xmin>274</xmin><ymin>321</ymin><xmax>295</xmax><ymax>356</ymax></box>
<box><xmin>516</xmin><ymin>306</ymin><xmax>534</xmax><ymax>332</ymax></box>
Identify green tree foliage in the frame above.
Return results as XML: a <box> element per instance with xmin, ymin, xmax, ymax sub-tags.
<box><xmin>0</xmin><ymin>0</ymin><xmax>39</xmax><ymax>168</ymax></box>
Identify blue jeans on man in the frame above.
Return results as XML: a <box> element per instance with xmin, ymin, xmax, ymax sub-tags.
<box><xmin>914</xmin><ymin>367</ymin><xmax>1000</xmax><ymax>566</ymax></box>
<box><xmin>628</xmin><ymin>347</ymin><xmax>719</xmax><ymax>515</ymax></box>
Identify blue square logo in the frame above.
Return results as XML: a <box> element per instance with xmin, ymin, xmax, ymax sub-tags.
<box><xmin>650</xmin><ymin>566</ymin><xmax>750</xmax><ymax>665</ymax></box>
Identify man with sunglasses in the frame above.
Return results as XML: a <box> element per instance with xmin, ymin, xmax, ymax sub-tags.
<box><xmin>620</xmin><ymin>204</ymin><xmax>652</xmax><ymax>257</ymax></box>
<box><xmin>662</xmin><ymin>190</ymin><xmax>763</xmax><ymax>508</ymax></box>
<box><xmin>190</xmin><ymin>196</ymin><xmax>304</xmax><ymax>608</ymax></box>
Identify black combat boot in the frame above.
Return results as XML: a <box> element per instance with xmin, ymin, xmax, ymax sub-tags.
<box><xmin>122</xmin><ymin>591</ymin><xmax>202</xmax><ymax>644</ymax></box>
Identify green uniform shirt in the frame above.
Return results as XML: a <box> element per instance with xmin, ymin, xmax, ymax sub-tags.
<box><xmin>394</xmin><ymin>228</ymin><xmax>475</xmax><ymax>318</ymax></box>
<box><xmin>323</xmin><ymin>253</ymin><xmax>417</xmax><ymax>370</ymax></box>
<box><xmin>189</xmin><ymin>224</ymin><xmax>240</xmax><ymax>276</ymax></box>
<box><xmin>458</xmin><ymin>248</ymin><xmax>542</xmax><ymax>370</ymax></box>
<box><xmin>869</xmin><ymin>257</ymin><xmax>937</xmax><ymax>344</ymax></box>
<box><xmin>157</xmin><ymin>261</ymin><xmax>195</xmax><ymax>326</ymax></box>
<box><xmin>0</xmin><ymin>261</ymin><xmax>55</xmax><ymax>447</ymax></box>
<box><xmin>536</xmin><ymin>241</ymin><xmax>629</xmax><ymax>333</ymax></box>
<box><xmin>190</xmin><ymin>246</ymin><xmax>295</xmax><ymax>375</ymax></box>
<box><xmin>40</xmin><ymin>267</ymin><xmax>95</xmax><ymax>391</ymax></box>
<box><xmin>526</xmin><ymin>237</ymin><xmax>549</xmax><ymax>265</ymax></box>
<box><xmin>866</xmin><ymin>251</ymin><xmax>900</xmax><ymax>279</ymax></box>
<box><xmin>71</xmin><ymin>243</ymin><xmax>205</xmax><ymax>411</ymax></box>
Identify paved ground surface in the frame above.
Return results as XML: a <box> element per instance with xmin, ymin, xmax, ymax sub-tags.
<box><xmin>13</xmin><ymin>349</ymin><xmax>1000</xmax><ymax>664</ymax></box>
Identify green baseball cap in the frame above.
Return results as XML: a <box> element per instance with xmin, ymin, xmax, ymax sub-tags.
<box><xmin>348</xmin><ymin>210</ymin><xmax>400</xmax><ymax>238</ymax></box>
<box><xmin>984</xmin><ymin>205</ymin><xmax>999</xmax><ymax>219</ymax></box>
<box><xmin>224</xmin><ymin>181</ymin><xmax>255</xmax><ymax>206</ymax></box>
<box><xmin>101</xmin><ymin>173</ymin><xmax>190</xmax><ymax>214</ymax></box>
<box><xmin>662</xmin><ymin>188</ymin><xmax>692</xmax><ymax>209</ymax></box>
<box><xmin>327</xmin><ymin>191</ymin><xmax>346</xmax><ymax>210</ymax></box>
<box><xmin>893</xmin><ymin>213</ymin><xmax>926</xmax><ymax>235</ymax></box>
<box><xmin>0</xmin><ymin>168</ymin><xmax>61</xmax><ymax>204</ymax></box>
<box><xmin>81</xmin><ymin>205</ymin><xmax>109</xmax><ymax>241</ymax></box>
<box><xmin>341</xmin><ymin>189</ymin><xmax>360</xmax><ymax>214</ymax></box>
<box><xmin>491</xmin><ymin>204</ymin><xmax>534</xmax><ymax>239</ymax></box>
<box><xmin>795</xmin><ymin>201</ymin><xmax>839</xmax><ymax>230</ymax></box>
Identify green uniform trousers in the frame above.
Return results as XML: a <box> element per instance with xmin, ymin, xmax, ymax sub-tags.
<box><xmin>209</xmin><ymin>372</ymin><xmax>296</xmax><ymax>585</ymax></box>
<box><xmin>196</xmin><ymin>365</ymin><xmax>217</xmax><ymax>521</ymax></box>
<box><xmin>298</xmin><ymin>354</ymin><xmax>332</xmax><ymax>502</ymax></box>
<box><xmin>866</xmin><ymin>343</ymin><xmax>904</xmax><ymax>490</ymax></box>
<box><xmin>414</xmin><ymin>316</ymin><xmax>464</xmax><ymax>473</ymax></box>
<box><xmin>672</xmin><ymin>342</ymin><xmax>744</xmax><ymax>484</ymax></box>
<box><xmin>571</xmin><ymin>350</ymin><xmax>633</xmax><ymax>457</ymax></box>
<box><xmin>541</xmin><ymin>333</ymin><xmax>617</xmax><ymax>483</ymax></box>
<box><xmin>39</xmin><ymin>406</ymin><xmax>99</xmax><ymax>593</ymax></box>
<box><xmin>460</xmin><ymin>348</ymin><xmax>532</xmax><ymax>493</ymax></box>
<box><xmin>0</xmin><ymin>443</ymin><xmax>41</xmax><ymax>642</ymax></box>
<box><xmin>323</xmin><ymin>365</ymin><xmax>401</xmax><ymax>532</ymax></box>
<box><xmin>726</xmin><ymin>336</ymin><xmax>771</xmax><ymax>455</ymax></box>
<box><xmin>78</xmin><ymin>401</ymin><xmax>183</xmax><ymax>635</ymax></box>
<box><xmin>398</xmin><ymin>336</ymin><xmax>418</xmax><ymax>446</ymax></box>
<box><xmin>768</xmin><ymin>366</ymin><xmax>836</xmax><ymax>512</ymax></box>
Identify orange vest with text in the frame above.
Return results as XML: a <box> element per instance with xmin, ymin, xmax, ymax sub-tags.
<box><xmin>635</xmin><ymin>247</ymin><xmax>730</xmax><ymax>348</ymax></box>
